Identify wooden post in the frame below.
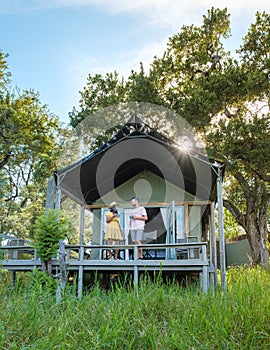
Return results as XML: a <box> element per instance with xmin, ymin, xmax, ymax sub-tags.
<box><xmin>11</xmin><ymin>271</ymin><xmax>16</xmax><ymax>287</ymax></box>
<box><xmin>77</xmin><ymin>205</ymin><xmax>85</xmax><ymax>299</ymax></box>
<box><xmin>217</xmin><ymin>166</ymin><xmax>226</xmax><ymax>290</ymax></box>
<box><xmin>133</xmin><ymin>245</ymin><xmax>138</xmax><ymax>287</ymax></box>
<box><xmin>55</xmin><ymin>187</ymin><xmax>61</xmax><ymax>210</ymax></box>
<box><xmin>34</xmin><ymin>249</ymin><xmax>38</xmax><ymax>261</ymax></box>
<box><xmin>184</xmin><ymin>204</ymin><xmax>189</xmax><ymax>237</ymax></box>
<box><xmin>79</xmin><ymin>205</ymin><xmax>84</xmax><ymax>246</ymax></box>
<box><xmin>56</xmin><ymin>240</ymin><xmax>67</xmax><ymax>303</ymax></box>
<box><xmin>78</xmin><ymin>246</ymin><xmax>84</xmax><ymax>299</ymax></box>
<box><xmin>202</xmin><ymin>245</ymin><xmax>208</xmax><ymax>292</ymax></box>
<box><xmin>210</xmin><ymin>202</ymin><xmax>217</xmax><ymax>286</ymax></box>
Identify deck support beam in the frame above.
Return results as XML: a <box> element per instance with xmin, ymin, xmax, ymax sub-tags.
<box><xmin>77</xmin><ymin>206</ymin><xmax>85</xmax><ymax>298</ymax></box>
<box><xmin>79</xmin><ymin>205</ymin><xmax>85</xmax><ymax>246</ymax></box>
<box><xmin>55</xmin><ymin>187</ymin><xmax>61</xmax><ymax>210</ymax></box>
<box><xmin>210</xmin><ymin>202</ymin><xmax>217</xmax><ymax>286</ymax></box>
<box><xmin>11</xmin><ymin>271</ymin><xmax>16</xmax><ymax>287</ymax></box>
<box><xmin>217</xmin><ymin>166</ymin><xmax>226</xmax><ymax>290</ymax></box>
<box><xmin>78</xmin><ymin>246</ymin><xmax>84</xmax><ymax>299</ymax></box>
<box><xmin>201</xmin><ymin>245</ymin><xmax>208</xmax><ymax>292</ymax></box>
<box><xmin>133</xmin><ymin>245</ymin><xmax>138</xmax><ymax>286</ymax></box>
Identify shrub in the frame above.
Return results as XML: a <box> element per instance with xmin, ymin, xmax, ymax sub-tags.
<box><xmin>33</xmin><ymin>209</ymin><xmax>68</xmax><ymax>262</ymax></box>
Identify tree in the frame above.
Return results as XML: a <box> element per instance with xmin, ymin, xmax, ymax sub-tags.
<box><xmin>69</xmin><ymin>8</ymin><xmax>270</xmax><ymax>265</ymax></box>
<box><xmin>151</xmin><ymin>8</ymin><xmax>270</xmax><ymax>264</ymax></box>
<box><xmin>69</xmin><ymin>63</ymin><xmax>163</xmax><ymax>129</ymax></box>
<box><xmin>0</xmin><ymin>50</ymin><xmax>11</xmax><ymax>94</ymax></box>
<box><xmin>69</xmin><ymin>71</ymin><xmax>126</xmax><ymax>128</ymax></box>
<box><xmin>125</xmin><ymin>62</ymin><xmax>163</xmax><ymax>106</ymax></box>
<box><xmin>207</xmin><ymin>110</ymin><xmax>270</xmax><ymax>264</ymax></box>
<box><xmin>0</xmin><ymin>52</ymin><xmax>64</xmax><ymax>238</ymax></box>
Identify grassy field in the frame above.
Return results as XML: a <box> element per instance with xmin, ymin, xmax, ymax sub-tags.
<box><xmin>0</xmin><ymin>267</ymin><xmax>270</xmax><ymax>349</ymax></box>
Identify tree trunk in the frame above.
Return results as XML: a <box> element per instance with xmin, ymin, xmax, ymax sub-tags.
<box><xmin>246</xmin><ymin>213</ymin><xmax>269</xmax><ymax>266</ymax></box>
<box><xmin>41</xmin><ymin>259</ymin><xmax>52</xmax><ymax>275</ymax></box>
<box><xmin>41</xmin><ymin>260</ymin><xmax>47</xmax><ymax>273</ymax></box>
<box><xmin>47</xmin><ymin>259</ymin><xmax>52</xmax><ymax>275</ymax></box>
<box><xmin>224</xmin><ymin>181</ymin><xmax>269</xmax><ymax>266</ymax></box>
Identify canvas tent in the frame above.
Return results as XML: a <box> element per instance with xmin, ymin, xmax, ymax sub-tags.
<box><xmin>51</xmin><ymin>117</ymin><xmax>226</xmax><ymax>287</ymax></box>
<box><xmin>54</xmin><ymin>117</ymin><xmax>224</xmax><ymax>206</ymax></box>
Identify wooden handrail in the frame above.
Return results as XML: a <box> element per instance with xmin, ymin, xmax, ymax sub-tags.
<box><xmin>1</xmin><ymin>245</ymin><xmax>34</xmax><ymax>250</ymax></box>
<box><xmin>86</xmin><ymin>201</ymin><xmax>212</xmax><ymax>209</ymax></box>
<box><xmin>65</xmin><ymin>242</ymin><xmax>207</xmax><ymax>250</ymax></box>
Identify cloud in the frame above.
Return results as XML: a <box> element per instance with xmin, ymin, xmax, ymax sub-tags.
<box><xmin>48</xmin><ymin>0</ymin><xmax>270</xmax><ymax>15</ymax></box>
<box><xmin>61</xmin><ymin>0</ymin><xmax>270</xmax><ymax>101</ymax></box>
<box><xmin>3</xmin><ymin>0</ymin><xmax>270</xmax><ymax>122</ymax></box>
<box><xmin>63</xmin><ymin>37</ymin><xmax>168</xmax><ymax>116</ymax></box>
<box><xmin>2</xmin><ymin>0</ymin><xmax>270</xmax><ymax>30</ymax></box>
<box><xmin>67</xmin><ymin>36</ymin><xmax>167</xmax><ymax>85</ymax></box>
<box><xmin>2</xmin><ymin>0</ymin><xmax>270</xmax><ymax>42</ymax></box>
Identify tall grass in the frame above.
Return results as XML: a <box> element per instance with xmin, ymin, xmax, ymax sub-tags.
<box><xmin>0</xmin><ymin>267</ymin><xmax>269</xmax><ymax>349</ymax></box>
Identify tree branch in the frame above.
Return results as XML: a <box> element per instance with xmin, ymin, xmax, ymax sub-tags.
<box><xmin>233</xmin><ymin>170</ymin><xmax>251</xmax><ymax>195</ymax></box>
<box><xmin>20</xmin><ymin>197</ymin><xmax>28</xmax><ymax>208</ymax></box>
<box><xmin>0</xmin><ymin>154</ymin><xmax>11</xmax><ymax>169</ymax></box>
<box><xmin>254</xmin><ymin>169</ymin><xmax>270</xmax><ymax>182</ymax></box>
<box><xmin>223</xmin><ymin>199</ymin><xmax>246</xmax><ymax>229</ymax></box>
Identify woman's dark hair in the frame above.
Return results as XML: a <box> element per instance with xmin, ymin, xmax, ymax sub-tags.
<box><xmin>110</xmin><ymin>206</ymin><xmax>118</xmax><ymax>214</ymax></box>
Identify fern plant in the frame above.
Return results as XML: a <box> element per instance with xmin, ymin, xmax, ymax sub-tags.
<box><xmin>33</xmin><ymin>209</ymin><xmax>68</xmax><ymax>262</ymax></box>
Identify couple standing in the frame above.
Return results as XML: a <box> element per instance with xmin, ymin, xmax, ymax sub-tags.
<box><xmin>105</xmin><ymin>197</ymin><xmax>148</xmax><ymax>259</ymax></box>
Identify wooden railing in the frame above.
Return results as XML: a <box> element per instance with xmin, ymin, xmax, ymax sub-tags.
<box><xmin>1</xmin><ymin>245</ymin><xmax>37</xmax><ymax>260</ymax></box>
<box><xmin>64</xmin><ymin>242</ymin><xmax>207</xmax><ymax>261</ymax></box>
<box><xmin>0</xmin><ymin>242</ymin><xmax>207</xmax><ymax>263</ymax></box>
<box><xmin>1</xmin><ymin>242</ymin><xmax>211</xmax><ymax>295</ymax></box>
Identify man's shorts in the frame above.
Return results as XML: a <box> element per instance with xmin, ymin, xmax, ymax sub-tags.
<box><xmin>131</xmin><ymin>229</ymin><xmax>144</xmax><ymax>242</ymax></box>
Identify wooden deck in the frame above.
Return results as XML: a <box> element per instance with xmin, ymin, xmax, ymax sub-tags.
<box><xmin>1</xmin><ymin>242</ymin><xmax>215</xmax><ymax>295</ymax></box>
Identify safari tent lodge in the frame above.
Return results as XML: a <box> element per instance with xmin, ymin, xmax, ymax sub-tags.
<box><xmin>2</xmin><ymin>117</ymin><xmax>226</xmax><ymax>294</ymax></box>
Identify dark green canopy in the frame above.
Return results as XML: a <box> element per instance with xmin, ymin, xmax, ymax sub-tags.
<box><xmin>55</xmin><ymin>118</ymin><xmax>224</xmax><ymax>206</ymax></box>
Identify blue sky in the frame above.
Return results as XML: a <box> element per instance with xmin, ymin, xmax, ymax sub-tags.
<box><xmin>0</xmin><ymin>0</ymin><xmax>270</xmax><ymax>125</ymax></box>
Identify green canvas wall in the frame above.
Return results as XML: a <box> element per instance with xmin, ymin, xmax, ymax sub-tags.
<box><xmin>94</xmin><ymin>170</ymin><xmax>196</xmax><ymax>206</ymax></box>
<box><xmin>90</xmin><ymin>171</ymin><xmax>204</xmax><ymax>260</ymax></box>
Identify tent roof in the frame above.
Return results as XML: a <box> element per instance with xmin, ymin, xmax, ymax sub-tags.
<box><xmin>55</xmin><ymin>117</ymin><xmax>225</xmax><ymax>206</ymax></box>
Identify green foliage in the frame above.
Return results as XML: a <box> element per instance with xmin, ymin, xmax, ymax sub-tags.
<box><xmin>25</xmin><ymin>268</ymin><xmax>57</xmax><ymax>294</ymax></box>
<box><xmin>0</xmin><ymin>267</ymin><xmax>270</xmax><ymax>349</ymax></box>
<box><xmin>238</xmin><ymin>11</ymin><xmax>270</xmax><ymax>94</ymax></box>
<box><xmin>151</xmin><ymin>7</ymin><xmax>232</xmax><ymax>128</ymax></box>
<box><xmin>126</xmin><ymin>62</ymin><xmax>163</xmax><ymax>105</ymax></box>
<box><xmin>68</xmin><ymin>7</ymin><xmax>270</xmax><ymax>263</ymax></box>
<box><xmin>223</xmin><ymin>207</ymin><xmax>245</xmax><ymax>239</ymax></box>
<box><xmin>0</xmin><ymin>52</ymin><xmax>65</xmax><ymax>238</ymax></box>
<box><xmin>69</xmin><ymin>63</ymin><xmax>163</xmax><ymax>129</ymax></box>
<box><xmin>0</xmin><ymin>50</ymin><xmax>11</xmax><ymax>93</ymax></box>
<box><xmin>33</xmin><ymin>209</ymin><xmax>69</xmax><ymax>261</ymax></box>
<box><xmin>69</xmin><ymin>71</ymin><xmax>126</xmax><ymax>128</ymax></box>
<box><xmin>0</xmin><ymin>237</ymin><xmax>3</xmax><ymax>262</ymax></box>
<box><xmin>61</xmin><ymin>197</ymin><xmax>92</xmax><ymax>244</ymax></box>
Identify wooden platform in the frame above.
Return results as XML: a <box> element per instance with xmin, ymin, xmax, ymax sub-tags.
<box><xmin>1</xmin><ymin>242</ymin><xmax>214</xmax><ymax>295</ymax></box>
